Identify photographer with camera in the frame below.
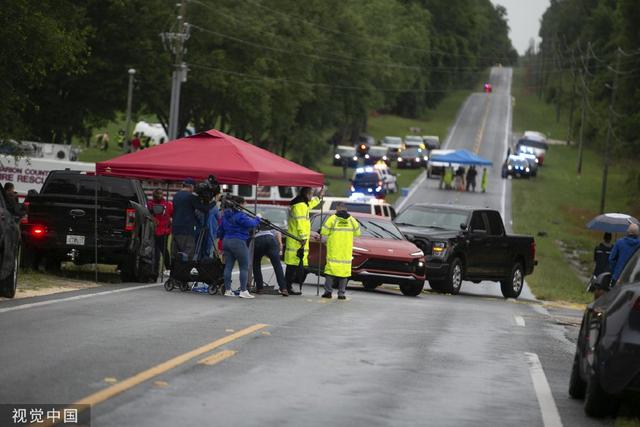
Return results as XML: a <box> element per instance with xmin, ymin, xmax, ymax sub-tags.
<box><xmin>218</xmin><ymin>196</ymin><xmax>261</xmax><ymax>298</ymax></box>
<box><xmin>148</xmin><ymin>188</ymin><xmax>173</xmax><ymax>279</ymax></box>
<box><xmin>171</xmin><ymin>179</ymin><xmax>209</xmax><ymax>261</ymax></box>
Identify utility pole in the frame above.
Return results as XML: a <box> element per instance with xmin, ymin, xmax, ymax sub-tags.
<box><xmin>162</xmin><ymin>2</ymin><xmax>190</xmax><ymax>141</ymax></box>
<box><xmin>567</xmin><ymin>48</ymin><xmax>577</xmax><ymax>146</ymax></box>
<box><xmin>599</xmin><ymin>49</ymin><xmax>621</xmax><ymax>214</ymax></box>
<box><xmin>124</xmin><ymin>68</ymin><xmax>136</xmax><ymax>153</ymax></box>
<box><xmin>577</xmin><ymin>43</ymin><xmax>590</xmax><ymax>175</ymax></box>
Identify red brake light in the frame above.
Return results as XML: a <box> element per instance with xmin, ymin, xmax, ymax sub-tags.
<box><xmin>530</xmin><ymin>241</ymin><xmax>536</xmax><ymax>260</ymax></box>
<box><xmin>31</xmin><ymin>225</ymin><xmax>46</xmax><ymax>237</ymax></box>
<box><xmin>125</xmin><ymin>208</ymin><xmax>136</xmax><ymax>231</ymax></box>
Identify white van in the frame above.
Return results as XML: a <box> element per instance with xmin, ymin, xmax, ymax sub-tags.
<box><xmin>426</xmin><ymin>149</ymin><xmax>456</xmax><ymax>178</ymax></box>
<box><xmin>313</xmin><ymin>196</ymin><xmax>397</xmax><ymax>219</ymax></box>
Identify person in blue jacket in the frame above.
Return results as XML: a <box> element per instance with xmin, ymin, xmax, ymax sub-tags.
<box><xmin>218</xmin><ymin>196</ymin><xmax>260</xmax><ymax>298</ymax></box>
<box><xmin>608</xmin><ymin>223</ymin><xmax>640</xmax><ymax>286</ymax></box>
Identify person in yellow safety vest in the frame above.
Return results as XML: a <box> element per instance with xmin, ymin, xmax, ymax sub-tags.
<box><xmin>481</xmin><ymin>167</ymin><xmax>488</xmax><ymax>193</ymax></box>
<box><xmin>284</xmin><ymin>187</ymin><xmax>323</xmax><ymax>295</ymax></box>
<box><xmin>443</xmin><ymin>165</ymin><xmax>454</xmax><ymax>190</ymax></box>
<box><xmin>320</xmin><ymin>202</ymin><xmax>361</xmax><ymax>300</ymax></box>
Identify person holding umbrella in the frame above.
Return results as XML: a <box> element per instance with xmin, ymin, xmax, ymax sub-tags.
<box><xmin>608</xmin><ymin>223</ymin><xmax>640</xmax><ymax>287</ymax></box>
<box><xmin>284</xmin><ymin>187</ymin><xmax>323</xmax><ymax>295</ymax></box>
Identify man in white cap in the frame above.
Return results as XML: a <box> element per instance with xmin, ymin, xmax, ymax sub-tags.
<box><xmin>608</xmin><ymin>223</ymin><xmax>640</xmax><ymax>286</ymax></box>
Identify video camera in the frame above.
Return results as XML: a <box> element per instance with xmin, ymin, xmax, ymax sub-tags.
<box><xmin>194</xmin><ymin>175</ymin><xmax>221</xmax><ymax>203</ymax></box>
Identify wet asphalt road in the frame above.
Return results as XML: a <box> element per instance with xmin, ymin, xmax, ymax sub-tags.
<box><xmin>0</xmin><ymin>68</ymin><xmax>611</xmax><ymax>427</ymax></box>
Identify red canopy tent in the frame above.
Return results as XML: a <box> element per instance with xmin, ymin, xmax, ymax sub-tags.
<box><xmin>95</xmin><ymin>129</ymin><xmax>324</xmax><ymax>186</ymax></box>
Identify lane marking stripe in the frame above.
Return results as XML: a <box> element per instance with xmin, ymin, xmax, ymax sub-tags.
<box><xmin>514</xmin><ymin>315</ymin><xmax>526</xmax><ymax>327</ymax></box>
<box><xmin>1</xmin><ymin>266</ymin><xmax>275</xmax><ymax>315</ymax></box>
<box><xmin>525</xmin><ymin>352</ymin><xmax>563</xmax><ymax>427</ymax></box>
<box><xmin>198</xmin><ymin>350</ymin><xmax>237</xmax><ymax>366</ymax></box>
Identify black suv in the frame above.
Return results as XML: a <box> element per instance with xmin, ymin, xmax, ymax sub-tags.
<box><xmin>22</xmin><ymin>171</ymin><xmax>156</xmax><ymax>282</ymax></box>
<box><xmin>0</xmin><ymin>186</ymin><xmax>21</xmax><ymax>298</ymax></box>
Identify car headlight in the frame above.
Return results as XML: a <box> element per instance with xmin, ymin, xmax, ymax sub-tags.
<box><xmin>507</xmin><ymin>165</ymin><xmax>513</xmax><ymax>170</ymax></box>
<box><xmin>417</xmin><ymin>261</ymin><xmax>425</xmax><ymax>268</ymax></box>
<box><xmin>431</xmin><ymin>242</ymin><xmax>447</xmax><ymax>257</ymax></box>
<box><xmin>350</xmin><ymin>186</ymin><xmax>355</xmax><ymax>192</ymax></box>
<box><xmin>382</xmin><ymin>156</ymin><xmax>388</xmax><ymax>161</ymax></box>
<box><xmin>367</xmin><ymin>188</ymin><xmax>373</xmax><ymax>192</ymax></box>
<box><xmin>352</xmin><ymin>156</ymin><xmax>358</xmax><ymax>161</ymax></box>
<box><xmin>411</xmin><ymin>250</ymin><xmax>424</xmax><ymax>256</ymax></box>
<box><xmin>415</xmin><ymin>157</ymin><xmax>421</xmax><ymax>162</ymax></box>
<box><xmin>525</xmin><ymin>167</ymin><xmax>530</xmax><ymax>172</ymax></box>
<box><xmin>365</xmin><ymin>154</ymin><xmax>370</xmax><ymax>159</ymax></box>
<box><xmin>334</xmin><ymin>154</ymin><xmax>340</xmax><ymax>159</ymax></box>
<box><xmin>353</xmin><ymin>246</ymin><xmax>369</xmax><ymax>252</ymax></box>
<box><xmin>423</xmin><ymin>156</ymin><xmax>428</xmax><ymax>161</ymax></box>
<box><xmin>398</xmin><ymin>157</ymin><xmax>403</xmax><ymax>162</ymax></box>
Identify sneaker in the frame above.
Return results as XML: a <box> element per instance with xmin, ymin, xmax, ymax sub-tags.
<box><xmin>322</xmin><ymin>292</ymin><xmax>332</xmax><ymax>299</ymax></box>
<box><xmin>280</xmin><ymin>289</ymin><xmax>289</xmax><ymax>297</ymax></box>
<box><xmin>287</xmin><ymin>288</ymin><xmax>302</xmax><ymax>296</ymax></box>
<box><xmin>239</xmin><ymin>290</ymin><xmax>255</xmax><ymax>299</ymax></box>
<box><xmin>224</xmin><ymin>290</ymin><xmax>236</xmax><ymax>297</ymax></box>
<box><xmin>338</xmin><ymin>295</ymin><xmax>346</xmax><ymax>300</ymax></box>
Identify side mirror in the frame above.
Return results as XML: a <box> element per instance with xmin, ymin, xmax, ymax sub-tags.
<box><xmin>460</xmin><ymin>223</ymin><xmax>468</xmax><ymax>231</ymax></box>
<box><xmin>594</xmin><ymin>272</ymin><xmax>612</xmax><ymax>290</ymax></box>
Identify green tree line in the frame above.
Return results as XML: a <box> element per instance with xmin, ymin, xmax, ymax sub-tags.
<box><xmin>1</xmin><ymin>0</ymin><xmax>516</xmax><ymax>165</ymax></box>
<box><xmin>527</xmin><ymin>0</ymin><xmax>640</xmax><ymax>159</ymax></box>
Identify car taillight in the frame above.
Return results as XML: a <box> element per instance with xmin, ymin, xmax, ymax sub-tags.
<box><xmin>31</xmin><ymin>225</ymin><xmax>46</xmax><ymax>237</ymax></box>
<box><xmin>530</xmin><ymin>241</ymin><xmax>536</xmax><ymax>260</ymax></box>
<box><xmin>125</xmin><ymin>208</ymin><xmax>136</xmax><ymax>231</ymax></box>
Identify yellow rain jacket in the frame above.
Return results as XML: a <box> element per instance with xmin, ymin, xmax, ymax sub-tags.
<box><xmin>321</xmin><ymin>213</ymin><xmax>361</xmax><ymax>278</ymax></box>
<box><xmin>285</xmin><ymin>196</ymin><xmax>321</xmax><ymax>266</ymax></box>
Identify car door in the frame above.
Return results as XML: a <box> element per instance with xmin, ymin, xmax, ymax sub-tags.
<box><xmin>307</xmin><ymin>214</ymin><xmax>327</xmax><ymax>273</ymax></box>
<box><xmin>465</xmin><ymin>212</ymin><xmax>490</xmax><ymax>277</ymax></box>
<box><xmin>485</xmin><ymin>211</ymin><xmax>509</xmax><ymax>277</ymax></box>
<box><xmin>0</xmin><ymin>190</ymin><xmax>18</xmax><ymax>278</ymax></box>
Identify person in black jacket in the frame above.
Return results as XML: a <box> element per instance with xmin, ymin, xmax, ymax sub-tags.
<box><xmin>591</xmin><ymin>232</ymin><xmax>613</xmax><ymax>299</ymax></box>
<box><xmin>171</xmin><ymin>179</ymin><xmax>208</xmax><ymax>261</ymax></box>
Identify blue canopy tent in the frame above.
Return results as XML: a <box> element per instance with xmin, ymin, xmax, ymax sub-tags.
<box><xmin>429</xmin><ymin>149</ymin><xmax>493</xmax><ymax>166</ymax></box>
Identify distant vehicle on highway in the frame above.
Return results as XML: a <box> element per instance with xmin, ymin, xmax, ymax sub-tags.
<box><xmin>350</xmin><ymin>167</ymin><xmax>387</xmax><ymax>199</ymax></box>
<box><xmin>397</xmin><ymin>147</ymin><xmax>427</xmax><ymax>169</ymax></box>
<box><xmin>516</xmin><ymin>136</ymin><xmax>549</xmax><ymax>166</ymax></box>
<box><xmin>380</xmin><ymin>136</ymin><xmax>404</xmax><ymax>161</ymax></box>
<box><xmin>0</xmin><ymin>186</ymin><xmax>21</xmax><ymax>299</ymax></box>
<box><xmin>394</xmin><ymin>204</ymin><xmax>536</xmax><ymax>298</ymax></box>
<box><xmin>484</xmin><ymin>83</ymin><xmax>493</xmax><ymax>93</ymax></box>
<box><xmin>517</xmin><ymin>153</ymin><xmax>538</xmax><ymax>177</ymax></box>
<box><xmin>333</xmin><ymin>145</ymin><xmax>359</xmax><ymax>168</ymax></box>
<box><xmin>502</xmin><ymin>155</ymin><xmax>531</xmax><ymax>179</ymax></box>
<box><xmin>569</xmin><ymin>252</ymin><xmax>640</xmax><ymax>417</ymax></box>
<box><xmin>313</xmin><ymin>196</ymin><xmax>396</xmax><ymax>219</ymax></box>
<box><xmin>308</xmin><ymin>212</ymin><xmax>426</xmax><ymax>296</ymax></box>
<box><xmin>404</xmin><ymin>135</ymin><xmax>426</xmax><ymax>150</ymax></box>
<box><xmin>355</xmin><ymin>134</ymin><xmax>374</xmax><ymax>157</ymax></box>
<box><xmin>364</xmin><ymin>146</ymin><xmax>390</xmax><ymax>166</ymax></box>
<box><xmin>421</xmin><ymin>135</ymin><xmax>440</xmax><ymax>150</ymax></box>
<box><xmin>22</xmin><ymin>171</ymin><xmax>156</xmax><ymax>282</ymax></box>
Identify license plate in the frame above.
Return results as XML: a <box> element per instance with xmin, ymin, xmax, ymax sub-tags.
<box><xmin>66</xmin><ymin>235</ymin><xmax>85</xmax><ymax>246</ymax></box>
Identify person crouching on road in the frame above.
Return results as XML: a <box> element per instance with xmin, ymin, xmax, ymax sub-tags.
<box><xmin>218</xmin><ymin>196</ymin><xmax>260</xmax><ymax>299</ymax></box>
<box><xmin>608</xmin><ymin>223</ymin><xmax>640</xmax><ymax>287</ymax></box>
<box><xmin>253</xmin><ymin>223</ymin><xmax>289</xmax><ymax>296</ymax></box>
<box><xmin>321</xmin><ymin>202</ymin><xmax>361</xmax><ymax>300</ymax></box>
<box><xmin>284</xmin><ymin>187</ymin><xmax>322</xmax><ymax>295</ymax></box>
<box><xmin>148</xmin><ymin>188</ymin><xmax>173</xmax><ymax>279</ymax></box>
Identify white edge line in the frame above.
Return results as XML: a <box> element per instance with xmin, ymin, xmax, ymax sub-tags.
<box><xmin>525</xmin><ymin>352</ymin><xmax>563</xmax><ymax>427</ymax></box>
<box><xmin>395</xmin><ymin>95</ymin><xmax>473</xmax><ymax>212</ymax></box>
<box><xmin>514</xmin><ymin>315</ymin><xmax>526</xmax><ymax>327</ymax></box>
<box><xmin>0</xmin><ymin>266</ymin><xmax>276</xmax><ymax>314</ymax></box>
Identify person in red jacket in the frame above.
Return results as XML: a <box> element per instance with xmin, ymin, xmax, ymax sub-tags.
<box><xmin>148</xmin><ymin>188</ymin><xmax>173</xmax><ymax>279</ymax></box>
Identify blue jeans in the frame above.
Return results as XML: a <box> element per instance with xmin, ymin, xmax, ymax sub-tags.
<box><xmin>223</xmin><ymin>238</ymin><xmax>249</xmax><ymax>291</ymax></box>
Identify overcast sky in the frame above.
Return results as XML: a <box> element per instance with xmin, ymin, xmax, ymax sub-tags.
<box><xmin>491</xmin><ymin>0</ymin><xmax>551</xmax><ymax>54</ymax></box>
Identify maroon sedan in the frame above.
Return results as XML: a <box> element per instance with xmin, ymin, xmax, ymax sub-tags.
<box><xmin>307</xmin><ymin>213</ymin><xmax>426</xmax><ymax>296</ymax></box>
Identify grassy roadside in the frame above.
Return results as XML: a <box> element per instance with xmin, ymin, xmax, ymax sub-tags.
<box><xmin>511</xmin><ymin>67</ymin><xmax>638</xmax><ymax>304</ymax></box>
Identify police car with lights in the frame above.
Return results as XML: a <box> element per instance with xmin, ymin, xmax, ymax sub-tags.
<box><xmin>502</xmin><ymin>155</ymin><xmax>532</xmax><ymax>179</ymax></box>
<box><xmin>350</xmin><ymin>167</ymin><xmax>388</xmax><ymax>199</ymax></box>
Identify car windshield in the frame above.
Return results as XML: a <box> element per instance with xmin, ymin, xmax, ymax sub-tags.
<box><xmin>353</xmin><ymin>173</ymin><xmax>379</xmax><ymax>186</ymax></box>
<box><xmin>400</xmin><ymin>148</ymin><xmax>423</xmax><ymax>157</ymax></box>
<box><xmin>337</xmin><ymin>148</ymin><xmax>355</xmax><ymax>155</ymax></box>
<box><xmin>394</xmin><ymin>207</ymin><xmax>468</xmax><ymax>231</ymax></box>
<box><xmin>358</xmin><ymin>217</ymin><xmax>404</xmax><ymax>240</ymax></box>
<box><xmin>518</xmin><ymin>139</ymin><xmax>548</xmax><ymax>150</ymax></box>
<box><xmin>383</xmin><ymin>137</ymin><xmax>402</xmax><ymax>144</ymax></box>
<box><xmin>369</xmin><ymin>147</ymin><xmax>388</xmax><ymax>155</ymax></box>
<box><xmin>256</xmin><ymin>207</ymin><xmax>288</xmax><ymax>226</ymax></box>
<box><xmin>405</xmin><ymin>136</ymin><xmax>422</xmax><ymax>143</ymax></box>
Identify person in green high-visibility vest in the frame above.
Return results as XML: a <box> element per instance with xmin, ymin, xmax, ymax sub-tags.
<box><xmin>443</xmin><ymin>164</ymin><xmax>454</xmax><ymax>190</ymax></box>
<box><xmin>320</xmin><ymin>202</ymin><xmax>361</xmax><ymax>300</ymax></box>
<box><xmin>481</xmin><ymin>167</ymin><xmax>488</xmax><ymax>193</ymax></box>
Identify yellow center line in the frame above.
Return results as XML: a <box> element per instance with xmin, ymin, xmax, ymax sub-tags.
<box><xmin>473</xmin><ymin>97</ymin><xmax>492</xmax><ymax>154</ymax></box>
<box><xmin>32</xmin><ymin>323</ymin><xmax>267</xmax><ymax>427</ymax></box>
<box><xmin>198</xmin><ymin>350</ymin><xmax>237</xmax><ymax>366</ymax></box>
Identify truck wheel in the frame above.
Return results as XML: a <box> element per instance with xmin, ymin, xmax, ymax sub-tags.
<box><xmin>362</xmin><ymin>280</ymin><xmax>380</xmax><ymax>290</ymax></box>
<box><xmin>400</xmin><ymin>280</ymin><xmax>424</xmax><ymax>296</ymax></box>
<box><xmin>0</xmin><ymin>246</ymin><xmax>19</xmax><ymax>299</ymax></box>
<box><xmin>584</xmin><ymin>368</ymin><xmax>617</xmax><ymax>417</ymax></box>
<box><xmin>443</xmin><ymin>258</ymin><xmax>463</xmax><ymax>295</ymax></box>
<box><xmin>500</xmin><ymin>262</ymin><xmax>524</xmax><ymax>299</ymax></box>
<box><xmin>569</xmin><ymin>352</ymin><xmax>586</xmax><ymax>399</ymax></box>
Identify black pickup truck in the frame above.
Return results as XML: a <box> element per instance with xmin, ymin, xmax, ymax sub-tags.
<box><xmin>394</xmin><ymin>204</ymin><xmax>536</xmax><ymax>298</ymax></box>
<box><xmin>22</xmin><ymin>171</ymin><xmax>156</xmax><ymax>282</ymax></box>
